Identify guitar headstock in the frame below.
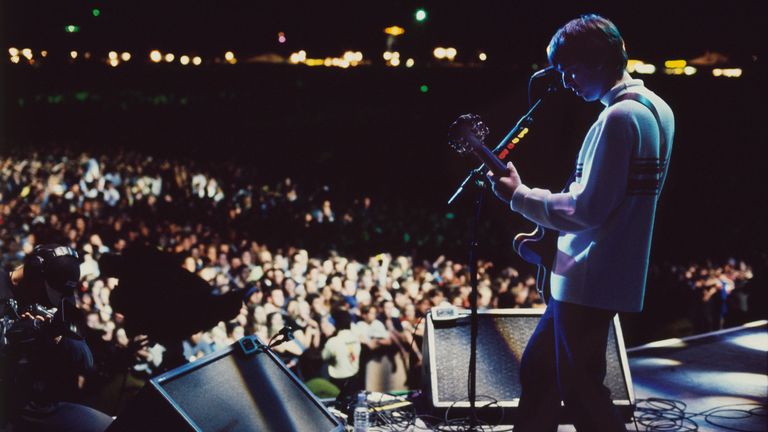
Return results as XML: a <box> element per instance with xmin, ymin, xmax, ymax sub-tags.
<box><xmin>448</xmin><ymin>113</ymin><xmax>490</xmax><ymax>155</ymax></box>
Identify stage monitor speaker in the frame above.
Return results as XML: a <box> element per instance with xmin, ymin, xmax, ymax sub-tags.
<box><xmin>422</xmin><ymin>308</ymin><xmax>634</xmax><ymax>421</ymax></box>
<box><xmin>107</xmin><ymin>335</ymin><xmax>343</xmax><ymax>432</ymax></box>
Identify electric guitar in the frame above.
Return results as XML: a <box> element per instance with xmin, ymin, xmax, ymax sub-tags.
<box><xmin>448</xmin><ymin>113</ymin><xmax>557</xmax><ymax>303</ymax></box>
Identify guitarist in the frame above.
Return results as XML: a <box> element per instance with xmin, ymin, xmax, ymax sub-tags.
<box><xmin>487</xmin><ymin>14</ymin><xmax>674</xmax><ymax>432</ymax></box>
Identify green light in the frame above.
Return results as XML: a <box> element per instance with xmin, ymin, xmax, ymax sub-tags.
<box><xmin>92</xmin><ymin>8</ymin><xmax>101</xmax><ymax>17</ymax></box>
<box><xmin>65</xmin><ymin>25</ymin><xmax>80</xmax><ymax>33</ymax></box>
<box><xmin>420</xmin><ymin>84</ymin><xmax>429</xmax><ymax>93</ymax></box>
<box><xmin>415</xmin><ymin>9</ymin><xmax>427</xmax><ymax>22</ymax></box>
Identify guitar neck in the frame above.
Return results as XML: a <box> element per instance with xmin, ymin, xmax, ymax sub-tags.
<box><xmin>474</xmin><ymin>144</ymin><xmax>510</xmax><ymax>178</ymax></box>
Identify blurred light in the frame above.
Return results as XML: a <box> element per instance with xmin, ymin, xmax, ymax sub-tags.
<box><xmin>406</xmin><ymin>58</ymin><xmax>415</xmax><ymax>68</ymax></box>
<box><xmin>108</xmin><ymin>51</ymin><xmax>118</xmax><ymax>60</ymax></box>
<box><xmin>121</xmin><ymin>52</ymin><xmax>131</xmax><ymax>62</ymax></box>
<box><xmin>164</xmin><ymin>53</ymin><xmax>175</xmax><ymax>62</ymax></box>
<box><xmin>92</xmin><ymin>8</ymin><xmax>101</xmax><ymax>17</ymax></box>
<box><xmin>289</xmin><ymin>53</ymin><xmax>301</xmax><ymax>64</ymax></box>
<box><xmin>664</xmin><ymin>59</ymin><xmax>687</xmax><ymax>68</ymax></box>
<box><xmin>664</xmin><ymin>67</ymin><xmax>685</xmax><ymax>75</ymax></box>
<box><xmin>84</xmin><ymin>52</ymin><xmax>92</xmax><ymax>60</ymax></box>
<box><xmin>433</xmin><ymin>47</ymin><xmax>446</xmax><ymax>59</ymax></box>
<box><xmin>478</xmin><ymin>52</ymin><xmax>487</xmax><ymax>61</ymax></box>
<box><xmin>683</xmin><ymin>66</ymin><xmax>696</xmax><ymax>75</ymax></box>
<box><xmin>108</xmin><ymin>58</ymin><xmax>119</xmax><ymax>67</ymax></box>
<box><xmin>324</xmin><ymin>58</ymin><xmax>333</xmax><ymax>67</ymax></box>
<box><xmin>10</xmin><ymin>56</ymin><xmax>20</xmax><ymax>64</ymax></box>
<box><xmin>278</xmin><ymin>32</ymin><xmax>286</xmax><ymax>43</ymax></box>
<box><xmin>70</xmin><ymin>51</ymin><xmax>78</xmax><ymax>59</ymax></box>
<box><xmin>298</xmin><ymin>50</ymin><xmax>307</xmax><ymax>62</ymax></box>
<box><xmin>420</xmin><ymin>84</ymin><xmax>429</xmax><ymax>93</ymax></box>
<box><xmin>40</xmin><ymin>50</ymin><xmax>48</xmax><ymax>58</ymax></box>
<box><xmin>305</xmin><ymin>59</ymin><xmax>323</xmax><ymax>66</ymax></box>
<box><xmin>149</xmin><ymin>50</ymin><xmax>162</xmax><ymax>63</ymax></box>
<box><xmin>9</xmin><ymin>47</ymin><xmax>19</xmax><ymax>56</ymax></box>
<box><xmin>384</xmin><ymin>26</ymin><xmax>405</xmax><ymax>36</ymax></box>
<box><xmin>721</xmin><ymin>68</ymin><xmax>742</xmax><ymax>78</ymax></box>
<box><xmin>445</xmin><ymin>47</ymin><xmax>457</xmax><ymax>60</ymax></box>
<box><xmin>634</xmin><ymin>63</ymin><xmax>656</xmax><ymax>74</ymax></box>
<box><xmin>626</xmin><ymin>59</ymin><xmax>644</xmax><ymax>73</ymax></box>
<box><xmin>65</xmin><ymin>25</ymin><xmax>80</xmax><ymax>33</ymax></box>
<box><xmin>712</xmin><ymin>68</ymin><xmax>723</xmax><ymax>77</ymax></box>
<box><xmin>225</xmin><ymin>51</ymin><xmax>235</xmax><ymax>61</ymax></box>
<box><xmin>415</xmin><ymin>9</ymin><xmax>427</xmax><ymax>22</ymax></box>
<box><xmin>180</xmin><ymin>55</ymin><xmax>190</xmax><ymax>65</ymax></box>
<box><xmin>192</xmin><ymin>56</ymin><xmax>202</xmax><ymax>66</ymax></box>
<box><xmin>390</xmin><ymin>57</ymin><xmax>400</xmax><ymax>67</ymax></box>
<box><xmin>21</xmin><ymin>49</ymin><xmax>33</xmax><ymax>60</ymax></box>
<box><xmin>383</xmin><ymin>51</ymin><xmax>393</xmax><ymax>61</ymax></box>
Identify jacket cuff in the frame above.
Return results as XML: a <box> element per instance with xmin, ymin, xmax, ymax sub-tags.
<box><xmin>510</xmin><ymin>184</ymin><xmax>531</xmax><ymax>213</ymax></box>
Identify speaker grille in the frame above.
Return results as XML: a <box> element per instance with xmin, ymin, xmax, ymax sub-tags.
<box><xmin>428</xmin><ymin>311</ymin><xmax>631</xmax><ymax>406</ymax></box>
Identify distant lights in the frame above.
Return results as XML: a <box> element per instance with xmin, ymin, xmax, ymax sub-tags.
<box><xmin>683</xmin><ymin>66</ymin><xmax>696</xmax><ymax>76</ymax></box>
<box><xmin>164</xmin><ymin>53</ymin><xmax>175</xmax><ymax>63</ymax></box>
<box><xmin>121</xmin><ymin>52</ymin><xmax>131</xmax><ymax>62</ymax></box>
<box><xmin>289</xmin><ymin>50</ymin><xmax>362</xmax><ymax>68</ymax></box>
<box><xmin>108</xmin><ymin>58</ymin><xmax>119</xmax><ymax>67</ymax></box>
<box><xmin>713</xmin><ymin>68</ymin><xmax>742</xmax><ymax>78</ymax></box>
<box><xmin>406</xmin><ymin>58</ymin><xmax>415</xmax><ymax>68</ymax></box>
<box><xmin>10</xmin><ymin>56</ymin><xmax>20</xmax><ymax>64</ymax></box>
<box><xmin>108</xmin><ymin>51</ymin><xmax>118</xmax><ymax>60</ymax></box>
<box><xmin>70</xmin><ymin>51</ymin><xmax>78</xmax><ymax>59</ymax></box>
<box><xmin>180</xmin><ymin>55</ymin><xmax>190</xmax><ymax>66</ymax></box>
<box><xmin>478</xmin><ymin>52</ymin><xmax>487</xmax><ymax>61</ymax></box>
<box><xmin>21</xmin><ymin>48</ymin><xmax>33</xmax><ymax>60</ymax></box>
<box><xmin>92</xmin><ymin>8</ymin><xmax>101</xmax><ymax>17</ymax></box>
<box><xmin>383</xmin><ymin>51</ymin><xmax>400</xmax><ymax>66</ymax></box>
<box><xmin>65</xmin><ymin>25</ymin><xmax>80</xmax><ymax>33</ymax></box>
<box><xmin>278</xmin><ymin>32</ymin><xmax>287</xmax><ymax>43</ymax></box>
<box><xmin>192</xmin><ymin>56</ymin><xmax>202</xmax><ymax>66</ymax></box>
<box><xmin>433</xmin><ymin>47</ymin><xmax>456</xmax><ymax>61</ymax></box>
<box><xmin>664</xmin><ymin>59</ymin><xmax>687</xmax><ymax>69</ymax></box>
<box><xmin>40</xmin><ymin>50</ymin><xmax>48</xmax><ymax>58</ymax></box>
<box><xmin>627</xmin><ymin>59</ymin><xmax>656</xmax><ymax>75</ymax></box>
<box><xmin>149</xmin><ymin>50</ymin><xmax>162</xmax><ymax>63</ymax></box>
<box><xmin>224</xmin><ymin>51</ymin><xmax>236</xmax><ymax>64</ymax></box>
<box><xmin>419</xmin><ymin>84</ymin><xmax>429</xmax><ymax>93</ymax></box>
<box><xmin>415</xmin><ymin>9</ymin><xmax>428</xmax><ymax>22</ymax></box>
<box><xmin>8</xmin><ymin>47</ymin><xmax>19</xmax><ymax>57</ymax></box>
<box><xmin>384</xmin><ymin>26</ymin><xmax>405</xmax><ymax>36</ymax></box>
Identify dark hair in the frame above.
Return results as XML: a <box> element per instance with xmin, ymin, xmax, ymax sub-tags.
<box><xmin>547</xmin><ymin>14</ymin><xmax>628</xmax><ymax>79</ymax></box>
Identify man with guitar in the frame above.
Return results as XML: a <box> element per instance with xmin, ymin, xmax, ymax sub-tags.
<box><xmin>487</xmin><ymin>15</ymin><xmax>674</xmax><ymax>431</ymax></box>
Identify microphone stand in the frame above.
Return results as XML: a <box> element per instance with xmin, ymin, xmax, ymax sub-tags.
<box><xmin>447</xmin><ymin>85</ymin><xmax>557</xmax><ymax>431</ymax></box>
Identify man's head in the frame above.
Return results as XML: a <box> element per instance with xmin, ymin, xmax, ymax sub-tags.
<box><xmin>20</xmin><ymin>244</ymin><xmax>80</xmax><ymax>308</ymax></box>
<box><xmin>547</xmin><ymin>14</ymin><xmax>628</xmax><ymax>102</ymax></box>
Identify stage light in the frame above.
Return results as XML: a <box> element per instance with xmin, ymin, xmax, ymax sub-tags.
<box><xmin>683</xmin><ymin>66</ymin><xmax>696</xmax><ymax>75</ymax></box>
<box><xmin>406</xmin><ymin>58</ymin><xmax>415</xmax><ymax>68</ymax></box>
<box><xmin>415</xmin><ymin>9</ymin><xmax>427</xmax><ymax>22</ymax></box>
<box><xmin>478</xmin><ymin>52</ymin><xmax>487</xmax><ymax>61</ymax></box>
<box><xmin>180</xmin><ymin>55</ymin><xmax>190</xmax><ymax>65</ymax></box>
<box><xmin>433</xmin><ymin>47</ymin><xmax>446</xmax><ymax>59</ymax></box>
<box><xmin>8</xmin><ymin>47</ymin><xmax>19</xmax><ymax>56</ymax></box>
<box><xmin>445</xmin><ymin>47</ymin><xmax>457</xmax><ymax>60</ymax></box>
<box><xmin>225</xmin><ymin>51</ymin><xmax>235</xmax><ymax>61</ymax></box>
<box><xmin>150</xmin><ymin>50</ymin><xmax>162</xmax><ymax>63</ymax></box>
<box><xmin>21</xmin><ymin>49</ymin><xmax>32</xmax><ymax>59</ymax></box>
<box><xmin>383</xmin><ymin>51</ymin><xmax>393</xmax><ymax>61</ymax></box>
<box><xmin>192</xmin><ymin>56</ymin><xmax>202</xmax><ymax>66</ymax></box>
<box><xmin>164</xmin><ymin>53</ymin><xmax>175</xmax><ymax>62</ymax></box>
<box><xmin>712</xmin><ymin>68</ymin><xmax>723</xmax><ymax>77</ymax></box>
<box><xmin>390</xmin><ymin>57</ymin><xmax>400</xmax><ymax>67</ymax></box>
<box><xmin>70</xmin><ymin>51</ymin><xmax>78</xmax><ymax>59</ymax></box>
<box><xmin>121</xmin><ymin>52</ymin><xmax>131</xmax><ymax>62</ymax></box>
<box><xmin>664</xmin><ymin>59</ymin><xmax>686</xmax><ymax>69</ymax></box>
<box><xmin>92</xmin><ymin>8</ymin><xmax>101</xmax><ymax>17</ymax></box>
<box><xmin>108</xmin><ymin>51</ymin><xmax>118</xmax><ymax>60</ymax></box>
<box><xmin>722</xmin><ymin>68</ymin><xmax>742</xmax><ymax>78</ymax></box>
<box><xmin>65</xmin><ymin>25</ymin><xmax>80</xmax><ymax>33</ymax></box>
<box><xmin>10</xmin><ymin>56</ymin><xmax>20</xmax><ymax>64</ymax></box>
<box><xmin>109</xmin><ymin>58</ymin><xmax>119</xmax><ymax>67</ymax></box>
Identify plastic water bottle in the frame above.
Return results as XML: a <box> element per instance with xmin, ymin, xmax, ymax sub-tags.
<box><xmin>353</xmin><ymin>391</ymin><xmax>369</xmax><ymax>432</ymax></box>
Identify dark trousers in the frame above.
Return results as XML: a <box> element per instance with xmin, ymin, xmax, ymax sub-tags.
<box><xmin>514</xmin><ymin>299</ymin><xmax>627</xmax><ymax>432</ymax></box>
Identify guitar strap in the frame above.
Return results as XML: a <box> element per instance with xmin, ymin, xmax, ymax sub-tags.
<box><xmin>612</xmin><ymin>92</ymin><xmax>669</xmax><ymax>172</ymax></box>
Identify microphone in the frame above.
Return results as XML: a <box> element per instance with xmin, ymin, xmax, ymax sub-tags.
<box><xmin>530</xmin><ymin>66</ymin><xmax>558</xmax><ymax>80</ymax></box>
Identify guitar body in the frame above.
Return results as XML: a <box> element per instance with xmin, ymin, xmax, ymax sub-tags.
<box><xmin>513</xmin><ymin>225</ymin><xmax>559</xmax><ymax>303</ymax></box>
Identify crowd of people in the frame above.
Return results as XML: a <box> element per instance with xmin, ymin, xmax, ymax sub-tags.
<box><xmin>1</xmin><ymin>148</ymin><xmax>762</xmax><ymax>414</ymax></box>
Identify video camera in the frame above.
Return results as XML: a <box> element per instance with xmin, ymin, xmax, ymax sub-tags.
<box><xmin>0</xmin><ymin>298</ymin><xmax>84</xmax><ymax>351</ymax></box>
